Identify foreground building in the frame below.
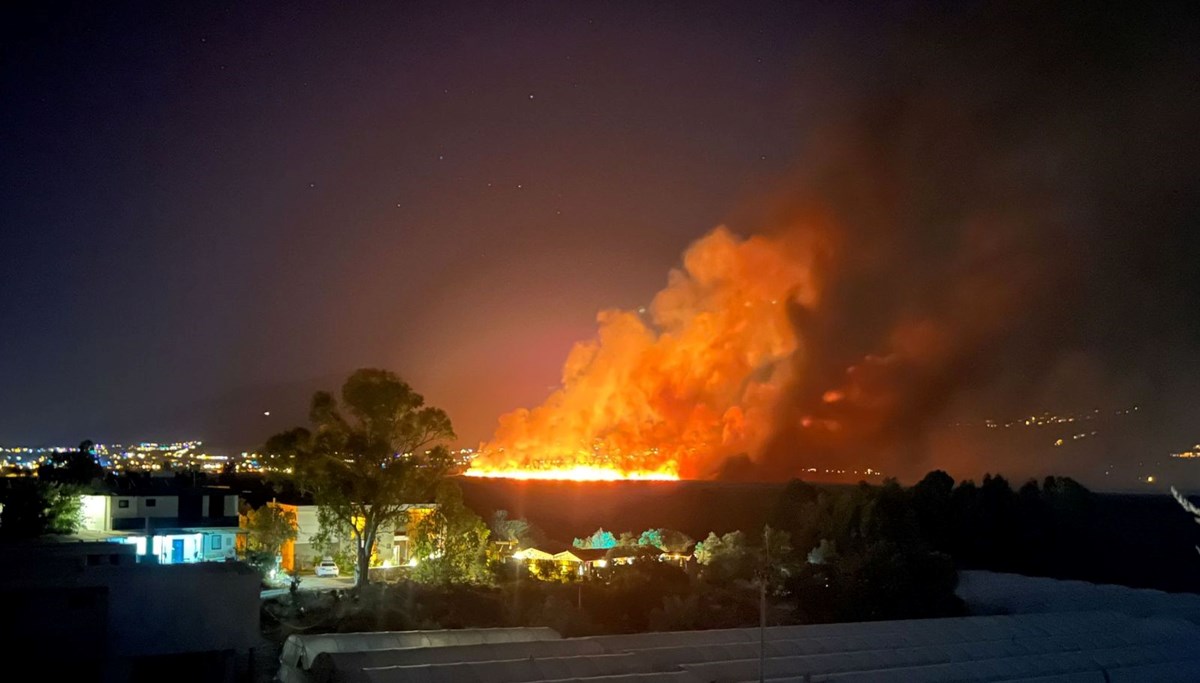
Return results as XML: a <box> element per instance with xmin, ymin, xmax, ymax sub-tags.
<box><xmin>0</xmin><ymin>541</ymin><xmax>259</xmax><ymax>682</ymax></box>
<box><xmin>277</xmin><ymin>572</ymin><xmax>1200</xmax><ymax>683</ymax></box>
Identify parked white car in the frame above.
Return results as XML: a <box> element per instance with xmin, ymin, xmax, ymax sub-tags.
<box><xmin>314</xmin><ymin>559</ymin><xmax>339</xmax><ymax>577</ymax></box>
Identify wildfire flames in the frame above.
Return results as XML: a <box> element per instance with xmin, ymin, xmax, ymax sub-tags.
<box><xmin>462</xmin><ymin>5</ymin><xmax>1189</xmax><ymax>483</ymax></box>
<box><xmin>464</xmin><ymin>464</ymin><xmax>679</xmax><ymax>482</ymax></box>
<box><xmin>465</xmin><ymin>227</ymin><xmax>826</xmax><ymax>481</ymax></box>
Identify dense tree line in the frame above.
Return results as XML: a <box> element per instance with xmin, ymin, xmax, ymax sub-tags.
<box><xmin>265</xmin><ymin>469</ymin><xmax>1200</xmax><ymax>641</ymax></box>
<box><xmin>766</xmin><ymin>471</ymin><xmax>1197</xmax><ymax>600</ymax></box>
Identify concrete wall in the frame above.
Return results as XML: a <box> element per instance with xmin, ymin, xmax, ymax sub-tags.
<box><xmin>80</xmin><ymin>495</ymin><xmax>112</xmax><ymax>532</ymax></box>
<box><xmin>100</xmin><ymin>562</ymin><xmax>260</xmax><ymax>656</ymax></box>
<box><xmin>110</xmin><ymin>496</ymin><xmax>140</xmax><ymax>521</ymax></box>
<box><xmin>295</xmin><ymin>505</ymin><xmax>321</xmax><ymax>544</ymax></box>
<box><xmin>200</xmin><ymin>530</ymin><xmax>238</xmax><ymax>562</ymax></box>
<box><xmin>294</xmin><ymin>541</ymin><xmax>321</xmax><ymax>570</ymax></box>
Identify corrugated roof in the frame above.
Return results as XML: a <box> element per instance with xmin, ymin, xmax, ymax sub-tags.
<box><xmin>279</xmin><ymin>574</ymin><xmax>1200</xmax><ymax>683</ymax></box>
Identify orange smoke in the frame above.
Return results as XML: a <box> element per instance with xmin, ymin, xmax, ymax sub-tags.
<box><xmin>464</xmin><ymin>227</ymin><xmax>825</xmax><ymax>480</ymax></box>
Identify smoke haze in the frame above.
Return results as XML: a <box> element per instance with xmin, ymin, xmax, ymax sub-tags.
<box><xmin>473</xmin><ymin>3</ymin><xmax>1200</xmax><ymax>482</ymax></box>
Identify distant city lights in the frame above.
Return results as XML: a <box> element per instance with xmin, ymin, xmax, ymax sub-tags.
<box><xmin>1170</xmin><ymin>445</ymin><xmax>1200</xmax><ymax>459</ymax></box>
<box><xmin>0</xmin><ymin>440</ymin><xmax>482</xmax><ymax>478</ymax></box>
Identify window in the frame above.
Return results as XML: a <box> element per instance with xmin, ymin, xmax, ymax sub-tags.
<box><xmin>145</xmin><ymin>499</ymin><xmax>156</xmax><ymax>507</ymax></box>
<box><xmin>118</xmin><ymin>500</ymin><xmax>129</xmax><ymax>509</ymax></box>
<box><xmin>211</xmin><ymin>535</ymin><xmax>222</xmax><ymax>550</ymax></box>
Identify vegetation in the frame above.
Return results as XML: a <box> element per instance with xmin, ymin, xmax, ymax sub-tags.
<box><xmin>242</xmin><ymin>503</ymin><xmax>298</xmax><ymax>575</ymax></box>
<box><xmin>265</xmin><ymin>368</ymin><xmax>455</xmax><ymax>587</ymax></box>
<box><xmin>573</xmin><ymin>527</ymin><xmax>618</xmax><ymax>549</ymax></box>
<box><xmin>310</xmin><ymin>505</ymin><xmax>357</xmax><ymax>572</ymax></box>
<box><xmin>571</xmin><ymin>527</ymin><xmax>693</xmax><ymax>552</ymax></box>
<box><xmin>693</xmin><ymin>530</ymin><xmax>753</xmax><ymax>581</ymax></box>
<box><xmin>259</xmin><ymin>470</ymin><xmax>1143</xmax><ymax>645</ymax></box>
<box><xmin>244</xmin><ymin>503</ymin><xmax>298</xmax><ymax>555</ymax></box>
<box><xmin>0</xmin><ymin>479</ymin><xmax>84</xmax><ymax>539</ymax></box>
<box><xmin>762</xmin><ymin>472</ymin><xmax>1114</xmax><ymax>621</ymax></box>
<box><xmin>489</xmin><ymin>509</ymin><xmax>543</xmax><ymax>548</ymax></box>
<box><xmin>410</xmin><ymin>481</ymin><xmax>492</xmax><ymax>584</ymax></box>
<box><xmin>37</xmin><ymin>440</ymin><xmax>103</xmax><ymax>486</ymax></box>
<box><xmin>638</xmin><ymin>528</ymin><xmax>693</xmax><ymax>553</ymax></box>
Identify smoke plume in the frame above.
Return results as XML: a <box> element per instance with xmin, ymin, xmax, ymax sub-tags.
<box><xmin>471</xmin><ymin>3</ymin><xmax>1200</xmax><ymax>482</ymax></box>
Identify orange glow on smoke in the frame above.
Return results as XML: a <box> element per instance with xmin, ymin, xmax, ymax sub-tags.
<box><xmin>465</xmin><ymin>227</ymin><xmax>827</xmax><ymax>481</ymax></box>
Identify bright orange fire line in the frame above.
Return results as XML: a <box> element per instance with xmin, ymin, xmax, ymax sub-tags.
<box><xmin>463</xmin><ymin>465</ymin><xmax>680</xmax><ymax>482</ymax></box>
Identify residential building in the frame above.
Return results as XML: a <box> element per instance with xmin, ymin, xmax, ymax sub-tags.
<box><xmin>512</xmin><ymin>543</ymin><xmax>688</xmax><ymax>576</ymax></box>
<box><xmin>263</xmin><ymin>502</ymin><xmax>436</xmax><ymax>572</ymax></box>
<box><xmin>512</xmin><ymin>544</ymin><xmax>611</xmax><ymax>576</ymax></box>
<box><xmin>78</xmin><ymin>486</ymin><xmax>241</xmax><ymax>564</ymax></box>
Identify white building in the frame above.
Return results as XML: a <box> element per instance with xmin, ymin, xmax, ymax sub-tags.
<box><xmin>79</xmin><ymin>487</ymin><xmax>241</xmax><ymax>564</ymax></box>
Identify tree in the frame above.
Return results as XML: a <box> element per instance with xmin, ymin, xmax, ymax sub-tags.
<box><xmin>573</xmin><ymin>527</ymin><xmax>618</xmax><ymax>550</ymax></box>
<box><xmin>637</xmin><ymin>528</ymin><xmax>693</xmax><ymax>554</ymax></box>
<box><xmin>637</xmin><ymin>528</ymin><xmax>663</xmax><ymax>549</ymax></box>
<box><xmin>692</xmin><ymin>532</ymin><xmax>722</xmax><ymax>564</ymax></box>
<box><xmin>38</xmin><ymin>440</ymin><xmax>103</xmax><ymax>486</ymax></box>
<box><xmin>490</xmin><ymin>509</ymin><xmax>543</xmax><ymax>548</ymax></box>
<box><xmin>912</xmin><ymin>470</ymin><xmax>955</xmax><ymax>552</ymax></box>
<box><xmin>757</xmin><ymin>524</ymin><xmax>796</xmax><ymax>591</ymax></box>
<box><xmin>244</xmin><ymin>503</ymin><xmax>298</xmax><ymax>558</ymax></box>
<box><xmin>310</xmin><ymin>505</ymin><xmax>356</xmax><ymax>573</ymax></box>
<box><xmin>265</xmin><ymin>368</ymin><xmax>455</xmax><ymax>587</ymax></box>
<box><xmin>410</xmin><ymin>481</ymin><xmax>491</xmax><ymax>583</ymax></box>
<box><xmin>807</xmin><ymin>538</ymin><xmax>837</xmax><ymax>565</ymax></box>
<box><xmin>694</xmin><ymin>530</ymin><xmax>753</xmax><ymax>581</ymax></box>
<box><xmin>0</xmin><ymin>480</ymin><xmax>83</xmax><ymax>539</ymax></box>
<box><xmin>790</xmin><ymin>541</ymin><xmax>964</xmax><ymax>623</ymax></box>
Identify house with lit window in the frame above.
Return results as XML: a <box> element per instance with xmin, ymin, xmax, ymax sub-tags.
<box><xmin>258</xmin><ymin>501</ymin><xmax>437</xmax><ymax>572</ymax></box>
<box><xmin>512</xmin><ymin>542</ymin><xmax>688</xmax><ymax>576</ymax></box>
<box><xmin>78</xmin><ymin>486</ymin><xmax>242</xmax><ymax>564</ymax></box>
<box><xmin>512</xmin><ymin>544</ymin><xmax>611</xmax><ymax>576</ymax></box>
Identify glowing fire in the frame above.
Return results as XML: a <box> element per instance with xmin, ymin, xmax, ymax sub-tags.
<box><xmin>465</xmin><ymin>227</ymin><xmax>826</xmax><ymax>481</ymax></box>
<box><xmin>464</xmin><ymin>464</ymin><xmax>679</xmax><ymax>481</ymax></box>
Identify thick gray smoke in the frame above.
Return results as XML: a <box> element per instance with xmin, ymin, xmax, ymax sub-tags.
<box><xmin>722</xmin><ymin>3</ymin><xmax>1200</xmax><ymax>482</ymax></box>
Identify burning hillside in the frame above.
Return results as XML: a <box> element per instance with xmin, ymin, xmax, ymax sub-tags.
<box><xmin>465</xmin><ymin>227</ymin><xmax>827</xmax><ymax>481</ymax></box>
<box><xmin>465</xmin><ymin>4</ymin><xmax>1198</xmax><ymax>483</ymax></box>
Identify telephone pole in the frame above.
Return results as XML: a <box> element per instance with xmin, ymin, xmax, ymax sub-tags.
<box><xmin>759</xmin><ymin>526</ymin><xmax>769</xmax><ymax>683</ymax></box>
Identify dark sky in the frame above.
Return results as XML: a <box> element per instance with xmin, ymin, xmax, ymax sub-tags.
<box><xmin>3</xmin><ymin>2</ymin><xmax>1199</xmax><ymax>487</ymax></box>
<box><xmin>1</xmin><ymin>1</ymin><xmax>824</xmax><ymax>444</ymax></box>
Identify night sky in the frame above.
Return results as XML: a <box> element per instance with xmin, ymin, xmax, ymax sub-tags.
<box><xmin>3</xmin><ymin>2</ymin><xmax>1199</xmax><ymax>486</ymax></box>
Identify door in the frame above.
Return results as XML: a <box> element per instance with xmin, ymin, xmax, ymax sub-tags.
<box><xmin>171</xmin><ymin>538</ymin><xmax>184</xmax><ymax>564</ymax></box>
